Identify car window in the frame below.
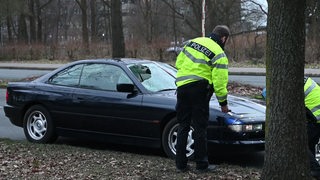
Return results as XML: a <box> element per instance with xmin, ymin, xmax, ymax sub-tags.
<box><xmin>79</xmin><ymin>64</ymin><xmax>133</xmax><ymax>91</ymax></box>
<box><xmin>128</xmin><ymin>63</ymin><xmax>176</xmax><ymax>92</ymax></box>
<box><xmin>48</xmin><ymin>64</ymin><xmax>83</xmax><ymax>86</ymax></box>
<box><xmin>48</xmin><ymin>63</ymin><xmax>134</xmax><ymax>91</ymax></box>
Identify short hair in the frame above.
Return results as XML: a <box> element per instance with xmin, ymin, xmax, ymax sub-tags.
<box><xmin>212</xmin><ymin>25</ymin><xmax>230</xmax><ymax>37</ymax></box>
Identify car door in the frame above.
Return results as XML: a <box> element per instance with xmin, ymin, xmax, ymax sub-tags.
<box><xmin>69</xmin><ymin>63</ymin><xmax>157</xmax><ymax>138</ymax></box>
<box><xmin>45</xmin><ymin>63</ymin><xmax>84</xmax><ymax>126</ymax></box>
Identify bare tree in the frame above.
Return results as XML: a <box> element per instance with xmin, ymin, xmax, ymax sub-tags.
<box><xmin>134</xmin><ymin>0</ymin><xmax>154</xmax><ymax>43</ymax></box>
<box><xmin>20</xmin><ymin>0</ymin><xmax>53</xmax><ymax>43</ymax></box>
<box><xmin>306</xmin><ymin>0</ymin><xmax>320</xmax><ymax>63</ymax></box>
<box><xmin>240</xmin><ymin>0</ymin><xmax>267</xmax><ymax>31</ymax></box>
<box><xmin>161</xmin><ymin>0</ymin><xmax>242</xmax><ymax>38</ymax></box>
<box><xmin>18</xmin><ymin>13</ymin><xmax>28</xmax><ymax>43</ymax></box>
<box><xmin>76</xmin><ymin>0</ymin><xmax>89</xmax><ymax>50</ymax></box>
<box><xmin>261</xmin><ymin>0</ymin><xmax>311</xmax><ymax>179</ymax></box>
<box><xmin>28</xmin><ymin>0</ymin><xmax>37</xmax><ymax>43</ymax></box>
<box><xmin>6</xmin><ymin>15</ymin><xmax>14</xmax><ymax>43</ymax></box>
<box><xmin>35</xmin><ymin>0</ymin><xmax>53</xmax><ymax>42</ymax></box>
<box><xmin>0</xmin><ymin>0</ymin><xmax>24</xmax><ymax>43</ymax></box>
<box><xmin>90</xmin><ymin>0</ymin><xmax>98</xmax><ymax>42</ymax></box>
<box><xmin>111</xmin><ymin>0</ymin><xmax>125</xmax><ymax>58</ymax></box>
<box><xmin>101</xmin><ymin>0</ymin><xmax>112</xmax><ymax>43</ymax></box>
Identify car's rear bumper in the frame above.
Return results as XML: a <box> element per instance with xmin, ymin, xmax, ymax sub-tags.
<box><xmin>3</xmin><ymin>105</ymin><xmax>23</xmax><ymax>127</ymax></box>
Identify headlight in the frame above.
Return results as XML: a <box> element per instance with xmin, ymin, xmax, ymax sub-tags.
<box><xmin>228</xmin><ymin>124</ymin><xmax>263</xmax><ymax>133</ymax></box>
<box><xmin>225</xmin><ymin>117</ymin><xmax>263</xmax><ymax>133</ymax></box>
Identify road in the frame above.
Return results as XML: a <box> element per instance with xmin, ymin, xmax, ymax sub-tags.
<box><xmin>229</xmin><ymin>75</ymin><xmax>320</xmax><ymax>88</ymax></box>
<box><xmin>0</xmin><ymin>69</ymin><xmax>51</xmax><ymax>80</ymax></box>
<box><xmin>229</xmin><ymin>75</ymin><xmax>266</xmax><ymax>87</ymax></box>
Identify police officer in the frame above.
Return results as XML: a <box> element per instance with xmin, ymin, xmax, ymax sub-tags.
<box><xmin>175</xmin><ymin>25</ymin><xmax>230</xmax><ymax>172</ymax></box>
<box><xmin>304</xmin><ymin>77</ymin><xmax>320</xmax><ymax>178</ymax></box>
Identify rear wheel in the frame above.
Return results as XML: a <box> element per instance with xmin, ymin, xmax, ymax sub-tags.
<box><xmin>23</xmin><ymin>105</ymin><xmax>57</xmax><ymax>143</ymax></box>
<box><xmin>162</xmin><ymin>118</ymin><xmax>195</xmax><ymax>159</ymax></box>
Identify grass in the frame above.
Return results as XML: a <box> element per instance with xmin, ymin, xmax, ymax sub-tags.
<box><xmin>0</xmin><ymin>138</ymin><xmax>262</xmax><ymax>179</ymax></box>
<box><xmin>0</xmin><ymin>79</ymin><xmax>8</xmax><ymax>88</ymax></box>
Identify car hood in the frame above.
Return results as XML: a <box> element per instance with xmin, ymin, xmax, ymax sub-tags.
<box><xmin>154</xmin><ymin>90</ymin><xmax>265</xmax><ymax>121</ymax></box>
<box><xmin>221</xmin><ymin>95</ymin><xmax>265</xmax><ymax>121</ymax></box>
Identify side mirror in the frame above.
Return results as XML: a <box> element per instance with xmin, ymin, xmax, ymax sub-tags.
<box><xmin>117</xmin><ymin>83</ymin><xmax>135</xmax><ymax>92</ymax></box>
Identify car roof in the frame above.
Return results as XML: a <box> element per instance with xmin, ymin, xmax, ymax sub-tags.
<box><xmin>34</xmin><ymin>58</ymin><xmax>160</xmax><ymax>82</ymax></box>
<box><xmin>72</xmin><ymin>58</ymin><xmax>156</xmax><ymax>66</ymax></box>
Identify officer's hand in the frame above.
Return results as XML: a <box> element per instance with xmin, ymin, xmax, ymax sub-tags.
<box><xmin>221</xmin><ymin>105</ymin><xmax>229</xmax><ymax>113</ymax></box>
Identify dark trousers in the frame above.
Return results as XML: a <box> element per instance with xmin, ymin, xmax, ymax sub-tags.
<box><xmin>307</xmin><ymin>122</ymin><xmax>320</xmax><ymax>170</ymax></box>
<box><xmin>175</xmin><ymin>80</ymin><xmax>213</xmax><ymax>169</ymax></box>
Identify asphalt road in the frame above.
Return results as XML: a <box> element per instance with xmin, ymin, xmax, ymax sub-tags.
<box><xmin>229</xmin><ymin>75</ymin><xmax>266</xmax><ymax>87</ymax></box>
<box><xmin>0</xmin><ymin>69</ymin><xmax>51</xmax><ymax>80</ymax></box>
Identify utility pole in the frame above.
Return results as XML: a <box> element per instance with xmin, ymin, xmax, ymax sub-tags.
<box><xmin>201</xmin><ymin>0</ymin><xmax>206</xmax><ymax>37</ymax></box>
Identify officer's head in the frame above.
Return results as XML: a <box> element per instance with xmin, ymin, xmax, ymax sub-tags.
<box><xmin>212</xmin><ymin>25</ymin><xmax>230</xmax><ymax>45</ymax></box>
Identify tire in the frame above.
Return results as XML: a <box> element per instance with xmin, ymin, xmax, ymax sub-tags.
<box><xmin>316</xmin><ymin>141</ymin><xmax>320</xmax><ymax>163</ymax></box>
<box><xmin>23</xmin><ymin>105</ymin><xmax>57</xmax><ymax>143</ymax></box>
<box><xmin>162</xmin><ymin>118</ymin><xmax>195</xmax><ymax>159</ymax></box>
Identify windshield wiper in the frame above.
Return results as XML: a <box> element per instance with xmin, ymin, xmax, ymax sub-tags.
<box><xmin>158</xmin><ymin>88</ymin><xmax>176</xmax><ymax>92</ymax></box>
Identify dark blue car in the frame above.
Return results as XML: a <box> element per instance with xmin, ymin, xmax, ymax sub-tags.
<box><xmin>4</xmin><ymin>58</ymin><xmax>265</xmax><ymax>158</ymax></box>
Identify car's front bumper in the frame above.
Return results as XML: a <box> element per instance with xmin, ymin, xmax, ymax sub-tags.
<box><xmin>207</xmin><ymin>139</ymin><xmax>265</xmax><ymax>152</ymax></box>
<box><xmin>208</xmin><ymin>139</ymin><xmax>265</xmax><ymax>145</ymax></box>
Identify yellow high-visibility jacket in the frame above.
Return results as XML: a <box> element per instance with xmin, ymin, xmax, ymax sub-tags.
<box><xmin>175</xmin><ymin>37</ymin><xmax>228</xmax><ymax>105</ymax></box>
<box><xmin>305</xmin><ymin>77</ymin><xmax>320</xmax><ymax>122</ymax></box>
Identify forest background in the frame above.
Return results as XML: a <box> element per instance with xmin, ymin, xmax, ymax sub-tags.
<box><xmin>0</xmin><ymin>0</ymin><xmax>319</xmax><ymax>65</ymax></box>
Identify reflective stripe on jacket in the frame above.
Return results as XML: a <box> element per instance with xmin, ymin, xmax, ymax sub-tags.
<box><xmin>175</xmin><ymin>37</ymin><xmax>228</xmax><ymax>104</ymax></box>
<box><xmin>304</xmin><ymin>77</ymin><xmax>320</xmax><ymax>122</ymax></box>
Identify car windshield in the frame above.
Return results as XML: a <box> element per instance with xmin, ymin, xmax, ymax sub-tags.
<box><xmin>128</xmin><ymin>62</ymin><xmax>177</xmax><ymax>92</ymax></box>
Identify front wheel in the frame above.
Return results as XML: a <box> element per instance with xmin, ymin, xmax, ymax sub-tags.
<box><xmin>162</xmin><ymin>118</ymin><xmax>195</xmax><ymax>159</ymax></box>
<box><xmin>316</xmin><ymin>140</ymin><xmax>320</xmax><ymax>163</ymax></box>
<box><xmin>23</xmin><ymin>105</ymin><xmax>57</xmax><ymax>143</ymax></box>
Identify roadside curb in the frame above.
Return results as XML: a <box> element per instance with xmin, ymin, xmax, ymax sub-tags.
<box><xmin>0</xmin><ymin>63</ymin><xmax>62</xmax><ymax>70</ymax></box>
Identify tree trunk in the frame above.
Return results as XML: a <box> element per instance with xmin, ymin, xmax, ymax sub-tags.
<box><xmin>261</xmin><ymin>0</ymin><xmax>310</xmax><ymax>179</ymax></box>
<box><xmin>145</xmin><ymin>0</ymin><xmax>152</xmax><ymax>43</ymax></box>
<box><xmin>76</xmin><ymin>0</ymin><xmax>89</xmax><ymax>51</ymax></box>
<box><xmin>35</xmin><ymin>0</ymin><xmax>42</xmax><ymax>42</ymax></box>
<box><xmin>6</xmin><ymin>15</ymin><xmax>13</xmax><ymax>43</ymax></box>
<box><xmin>90</xmin><ymin>0</ymin><xmax>98</xmax><ymax>43</ymax></box>
<box><xmin>111</xmin><ymin>0</ymin><xmax>125</xmax><ymax>58</ymax></box>
<box><xmin>18</xmin><ymin>14</ymin><xmax>28</xmax><ymax>44</ymax></box>
<box><xmin>28</xmin><ymin>0</ymin><xmax>37</xmax><ymax>43</ymax></box>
